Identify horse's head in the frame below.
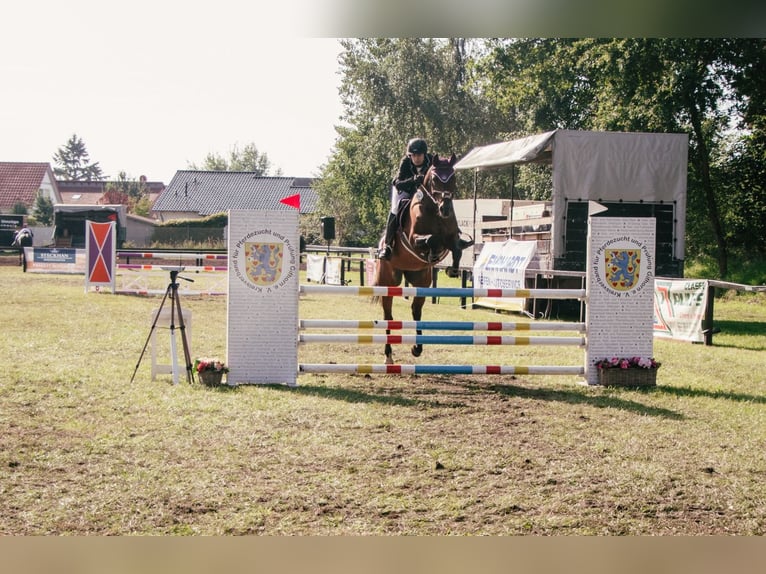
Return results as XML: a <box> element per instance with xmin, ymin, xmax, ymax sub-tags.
<box><xmin>423</xmin><ymin>154</ymin><xmax>458</xmax><ymax>218</ymax></box>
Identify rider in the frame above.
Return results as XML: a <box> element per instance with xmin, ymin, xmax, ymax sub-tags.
<box><xmin>12</xmin><ymin>222</ymin><xmax>34</xmax><ymax>271</ymax></box>
<box><xmin>378</xmin><ymin>137</ymin><xmax>433</xmax><ymax>260</ymax></box>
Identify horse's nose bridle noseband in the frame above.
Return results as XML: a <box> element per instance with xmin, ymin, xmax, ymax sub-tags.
<box><xmin>423</xmin><ymin>165</ymin><xmax>456</xmax><ymax>214</ymax></box>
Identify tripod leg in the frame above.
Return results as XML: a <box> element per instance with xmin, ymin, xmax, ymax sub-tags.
<box><xmin>173</xmin><ymin>285</ymin><xmax>195</xmax><ymax>384</ymax></box>
<box><xmin>169</xmin><ymin>287</ymin><xmax>180</xmax><ymax>385</ymax></box>
<box><xmin>130</xmin><ymin>283</ymin><xmax>172</xmax><ymax>383</ymax></box>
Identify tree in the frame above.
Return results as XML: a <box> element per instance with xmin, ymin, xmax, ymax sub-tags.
<box><xmin>103</xmin><ymin>172</ymin><xmax>151</xmax><ymax>215</ymax></box>
<box><xmin>52</xmin><ymin>134</ymin><xmax>105</xmax><ymax>181</ymax></box>
<box><xmin>33</xmin><ymin>193</ymin><xmax>53</xmax><ymax>226</ymax></box>
<box><xmin>317</xmin><ymin>38</ymin><xmax>503</xmax><ymax>245</ymax></box>
<box><xmin>320</xmin><ymin>38</ymin><xmax>766</xmax><ymax>270</ymax></box>
<box><xmin>11</xmin><ymin>202</ymin><xmax>27</xmax><ymax>215</ymax></box>
<box><xmin>473</xmin><ymin>38</ymin><xmax>766</xmax><ymax>278</ymax></box>
<box><xmin>188</xmin><ymin>143</ymin><xmax>281</xmax><ymax>175</ymax></box>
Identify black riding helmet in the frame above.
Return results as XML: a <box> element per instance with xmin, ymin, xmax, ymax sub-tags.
<box><xmin>407</xmin><ymin>138</ymin><xmax>428</xmax><ymax>155</ymax></box>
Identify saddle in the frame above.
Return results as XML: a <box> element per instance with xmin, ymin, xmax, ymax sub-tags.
<box><xmin>395</xmin><ymin>197</ymin><xmax>412</xmax><ymax>228</ymax></box>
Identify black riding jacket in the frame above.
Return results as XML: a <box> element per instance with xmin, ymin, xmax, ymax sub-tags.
<box><xmin>392</xmin><ymin>154</ymin><xmax>433</xmax><ymax>195</ymax></box>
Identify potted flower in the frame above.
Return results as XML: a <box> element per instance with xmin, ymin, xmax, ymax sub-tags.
<box><xmin>194</xmin><ymin>357</ymin><xmax>229</xmax><ymax>386</ymax></box>
<box><xmin>594</xmin><ymin>356</ymin><xmax>660</xmax><ymax>387</ymax></box>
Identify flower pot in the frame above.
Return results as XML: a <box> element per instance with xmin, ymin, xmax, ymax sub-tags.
<box><xmin>198</xmin><ymin>370</ymin><xmax>224</xmax><ymax>387</ymax></box>
<box><xmin>598</xmin><ymin>368</ymin><xmax>657</xmax><ymax>387</ymax></box>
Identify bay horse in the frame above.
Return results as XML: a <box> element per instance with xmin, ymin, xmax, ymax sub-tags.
<box><xmin>373</xmin><ymin>153</ymin><xmax>473</xmax><ymax>364</ymax></box>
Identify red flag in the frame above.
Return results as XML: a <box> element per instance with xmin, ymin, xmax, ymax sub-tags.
<box><xmin>280</xmin><ymin>193</ymin><xmax>300</xmax><ymax>210</ymax></box>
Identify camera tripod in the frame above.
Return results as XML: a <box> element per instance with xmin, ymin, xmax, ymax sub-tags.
<box><xmin>130</xmin><ymin>268</ymin><xmax>194</xmax><ymax>384</ymax></box>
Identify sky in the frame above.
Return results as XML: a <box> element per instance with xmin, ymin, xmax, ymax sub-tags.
<box><xmin>1</xmin><ymin>3</ymin><xmax>345</xmax><ymax>184</ymax></box>
<box><xmin>3</xmin><ymin>2</ymin><xmax>758</xmax><ymax>186</ymax></box>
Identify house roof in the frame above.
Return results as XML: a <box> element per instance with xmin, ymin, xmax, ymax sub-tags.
<box><xmin>151</xmin><ymin>171</ymin><xmax>319</xmax><ymax>217</ymax></box>
<box><xmin>0</xmin><ymin>162</ymin><xmax>56</xmax><ymax>211</ymax></box>
<box><xmin>57</xmin><ymin>180</ymin><xmax>166</xmax><ymax>206</ymax></box>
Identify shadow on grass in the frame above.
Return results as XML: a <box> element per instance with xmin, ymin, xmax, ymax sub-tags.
<box><xmin>709</xmin><ymin>320</ymin><xmax>766</xmax><ymax>351</ymax></box>
<box><xmin>262</xmin><ymin>383</ymin><xmax>426</xmax><ymax>408</ymax></box>
<box><xmin>264</xmin><ymin>379</ymin><xmax>684</xmax><ymax>419</ymax></box>
<box><xmin>484</xmin><ymin>382</ymin><xmax>684</xmax><ymax>420</ymax></box>
<box><xmin>652</xmin><ymin>384</ymin><xmax>766</xmax><ymax>404</ymax></box>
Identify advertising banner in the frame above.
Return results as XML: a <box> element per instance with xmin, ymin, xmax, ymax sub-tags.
<box><xmin>653</xmin><ymin>279</ymin><xmax>707</xmax><ymax>343</ymax></box>
<box><xmin>472</xmin><ymin>239</ymin><xmax>537</xmax><ymax>312</ymax></box>
<box><xmin>25</xmin><ymin>247</ymin><xmax>86</xmax><ymax>274</ymax></box>
<box><xmin>324</xmin><ymin>258</ymin><xmax>342</xmax><ymax>285</ymax></box>
<box><xmin>306</xmin><ymin>254</ymin><xmax>325</xmax><ymax>283</ymax></box>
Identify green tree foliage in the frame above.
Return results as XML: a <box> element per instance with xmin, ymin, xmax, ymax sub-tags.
<box><xmin>103</xmin><ymin>171</ymin><xmax>151</xmax><ymax>216</ymax></box>
<box><xmin>473</xmin><ymin>38</ymin><xmax>766</xmax><ymax>278</ymax></box>
<box><xmin>188</xmin><ymin>143</ymin><xmax>281</xmax><ymax>175</ymax></box>
<box><xmin>320</xmin><ymin>38</ymin><xmax>765</xmax><ymax>275</ymax></box>
<box><xmin>316</xmin><ymin>38</ymin><xmax>504</xmax><ymax>245</ymax></box>
<box><xmin>11</xmin><ymin>202</ymin><xmax>28</xmax><ymax>215</ymax></box>
<box><xmin>33</xmin><ymin>193</ymin><xmax>53</xmax><ymax>225</ymax></box>
<box><xmin>52</xmin><ymin>134</ymin><xmax>105</xmax><ymax>181</ymax></box>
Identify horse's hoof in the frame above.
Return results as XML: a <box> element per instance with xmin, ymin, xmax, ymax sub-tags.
<box><xmin>446</xmin><ymin>268</ymin><xmax>459</xmax><ymax>278</ymax></box>
<box><xmin>411</xmin><ymin>345</ymin><xmax>423</xmax><ymax>358</ymax></box>
<box><xmin>385</xmin><ymin>356</ymin><xmax>394</xmax><ymax>365</ymax></box>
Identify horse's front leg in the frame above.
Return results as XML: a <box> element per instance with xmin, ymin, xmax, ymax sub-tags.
<box><xmin>410</xmin><ymin>296</ymin><xmax>425</xmax><ymax>357</ymax></box>
<box><xmin>446</xmin><ymin>236</ymin><xmax>474</xmax><ymax>278</ymax></box>
<box><xmin>446</xmin><ymin>242</ymin><xmax>463</xmax><ymax>278</ymax></box>
<box><xmin>382</xmin><ymin>295</ymin><xmax>395</xmax><ymax>364</ymax></box>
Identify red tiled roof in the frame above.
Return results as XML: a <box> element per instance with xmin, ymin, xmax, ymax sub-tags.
<box><xmin>0</xmin><ymin>162</ymin><xmax>52</xmax><ymax>210</ymax></box>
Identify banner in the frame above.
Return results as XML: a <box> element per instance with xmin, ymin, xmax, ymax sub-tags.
<box><xmin>325</xmin><ymin>258</ymin><xmax>342</xmax><ymax>285</ymax></box>
<box><xmin>472</xmin><ymin>239</ymin><xmax>537</xmax><ymax>312</ymax></box>
<box><xmin>306</xmin><ymin>254</ymin><xmax>325</xmax><ymax>282</ymax></box>
<box><xmin>85</xmin><ymin>220</ymin><xmax>116</xmax><ymax>292</ymax></box>
<box><xmin>25</xmin><ymin>247</ymin><xmax>86</xmax><ymax>274</ymax></box>
<box><xmin>585</xmin><ymin>217</ymin><xmax>656</xmax><ymax>385</ymax></box>
<box><xmin>365</xmin><ymin>259</ymin><xmax>376</xmax><ymax>286</ymax></box>
<box><xmin>653</xmin><ymin>279</ymin><xmax>707</xmax><ymax>343</ymax></box>
<box><xmin>227</xmin><ymin>210</ymin><xmax>299</xmax><ymax>385</ymax></box>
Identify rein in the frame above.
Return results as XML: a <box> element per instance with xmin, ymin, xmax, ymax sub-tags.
<box><xmin>420</xmin><ymin>166</ymin><xmax>455</xmax><ymax>205</ymax></box>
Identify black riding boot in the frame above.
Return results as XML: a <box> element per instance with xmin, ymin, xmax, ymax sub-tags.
<box><xmin>379</xmin><ymin>212</ymin><xmax>398</xmax><ymax>260</ymax></box>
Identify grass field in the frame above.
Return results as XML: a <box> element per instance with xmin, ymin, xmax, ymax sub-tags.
<box><xmin>1</xmin><ymin>265</ymin><xmax>765</xmax><ymax>535</ymax></box>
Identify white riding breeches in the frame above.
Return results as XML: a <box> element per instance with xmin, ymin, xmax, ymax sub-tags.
<box><xmin>390</xmin><ymin>186</ymin><xmax>412</xmax><ymax>215</ymax></box>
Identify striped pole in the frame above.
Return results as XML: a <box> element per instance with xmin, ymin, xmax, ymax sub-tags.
<box><xmin>115</xmin><ymin>288</ymin><xmax>227</xmax><ymax>296</ymax></box>
<box><xmin>300</xmin><ymin>334</ymin><xmax>585</xmax><ymax>346</ymax></box>
<box><xmin>300</xmin><ymin>319</ymin><xmax>586</xmax><ymax>332</ymax></box>
<box><xmin>300</xmin><ymin>284</ymin><xmax>585</xmax><ymax>300</ymax></box>
<box><xmin>299</xmin><ymin>364</ymin><xmax>585</xmax><ymax>375</ymax></box>
<box><xmin>118</xmin><ymin>264</ymin><xmax>228</xmax><ymax>272</ymax></box>
<box><xmin>119</xmin><ymin>251</ymin><xmax>228</xmax><ymax>260</ymax></box>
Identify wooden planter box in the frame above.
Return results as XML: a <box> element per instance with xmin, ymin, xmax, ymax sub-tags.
<box><xmin>598</xmin><ymin>368</ymin><xmax>657</xmax><ymax>387</ymax></box>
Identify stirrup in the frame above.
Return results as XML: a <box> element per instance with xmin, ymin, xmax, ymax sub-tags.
<box><xmin>378</xmin><ymin>245</ymin><xmax>392</xmax><ymax>260</ymax></box>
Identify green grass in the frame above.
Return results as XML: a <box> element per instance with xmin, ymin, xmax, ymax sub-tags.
<box><xmin>1</xmin><ymin>265</ymin><xmax>765</xmax><ymax>535</ymax></box>
<box><xmin>684</xmin><ymin>251</ymin><xmax>766</xmax><ymax>286</ymax></box>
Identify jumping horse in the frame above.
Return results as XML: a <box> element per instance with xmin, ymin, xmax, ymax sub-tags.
<box><xmin>373</xmin><ymin>153</ymin><xmax>473</xmax><ymax>364</ymax></box>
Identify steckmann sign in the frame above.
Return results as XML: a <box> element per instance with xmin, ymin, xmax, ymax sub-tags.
<box><xmin>26</xmin><ymin>248</ymin><xmax>86</xmax><ymax>274</ymax></box>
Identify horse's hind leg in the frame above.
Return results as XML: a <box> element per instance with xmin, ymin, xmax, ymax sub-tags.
<box><xmin>382</xmin><ymin>296</ymin><xmax>395</xmax><ymax>364</ymax></box>
<box><xmin>410</xmin><ymin>296</ymin><xmax>425</xmax><ymax>357</ymax></box>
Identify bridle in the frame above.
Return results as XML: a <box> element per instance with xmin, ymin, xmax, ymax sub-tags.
<box><xmin>421</xmin><ymin>164</ymin><xmax>456</xmax><ymax>217</ymax></box>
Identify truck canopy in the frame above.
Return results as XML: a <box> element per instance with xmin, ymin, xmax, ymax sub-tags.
<box><xmin>52</xmin><ymin>204</ymin><xmax>127</xmax><ymax>248</ymax></box>
<box><xmin>455</xmin><ymin>129</ymin><xmax>689</xmax><ymax>268</ymax></box>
